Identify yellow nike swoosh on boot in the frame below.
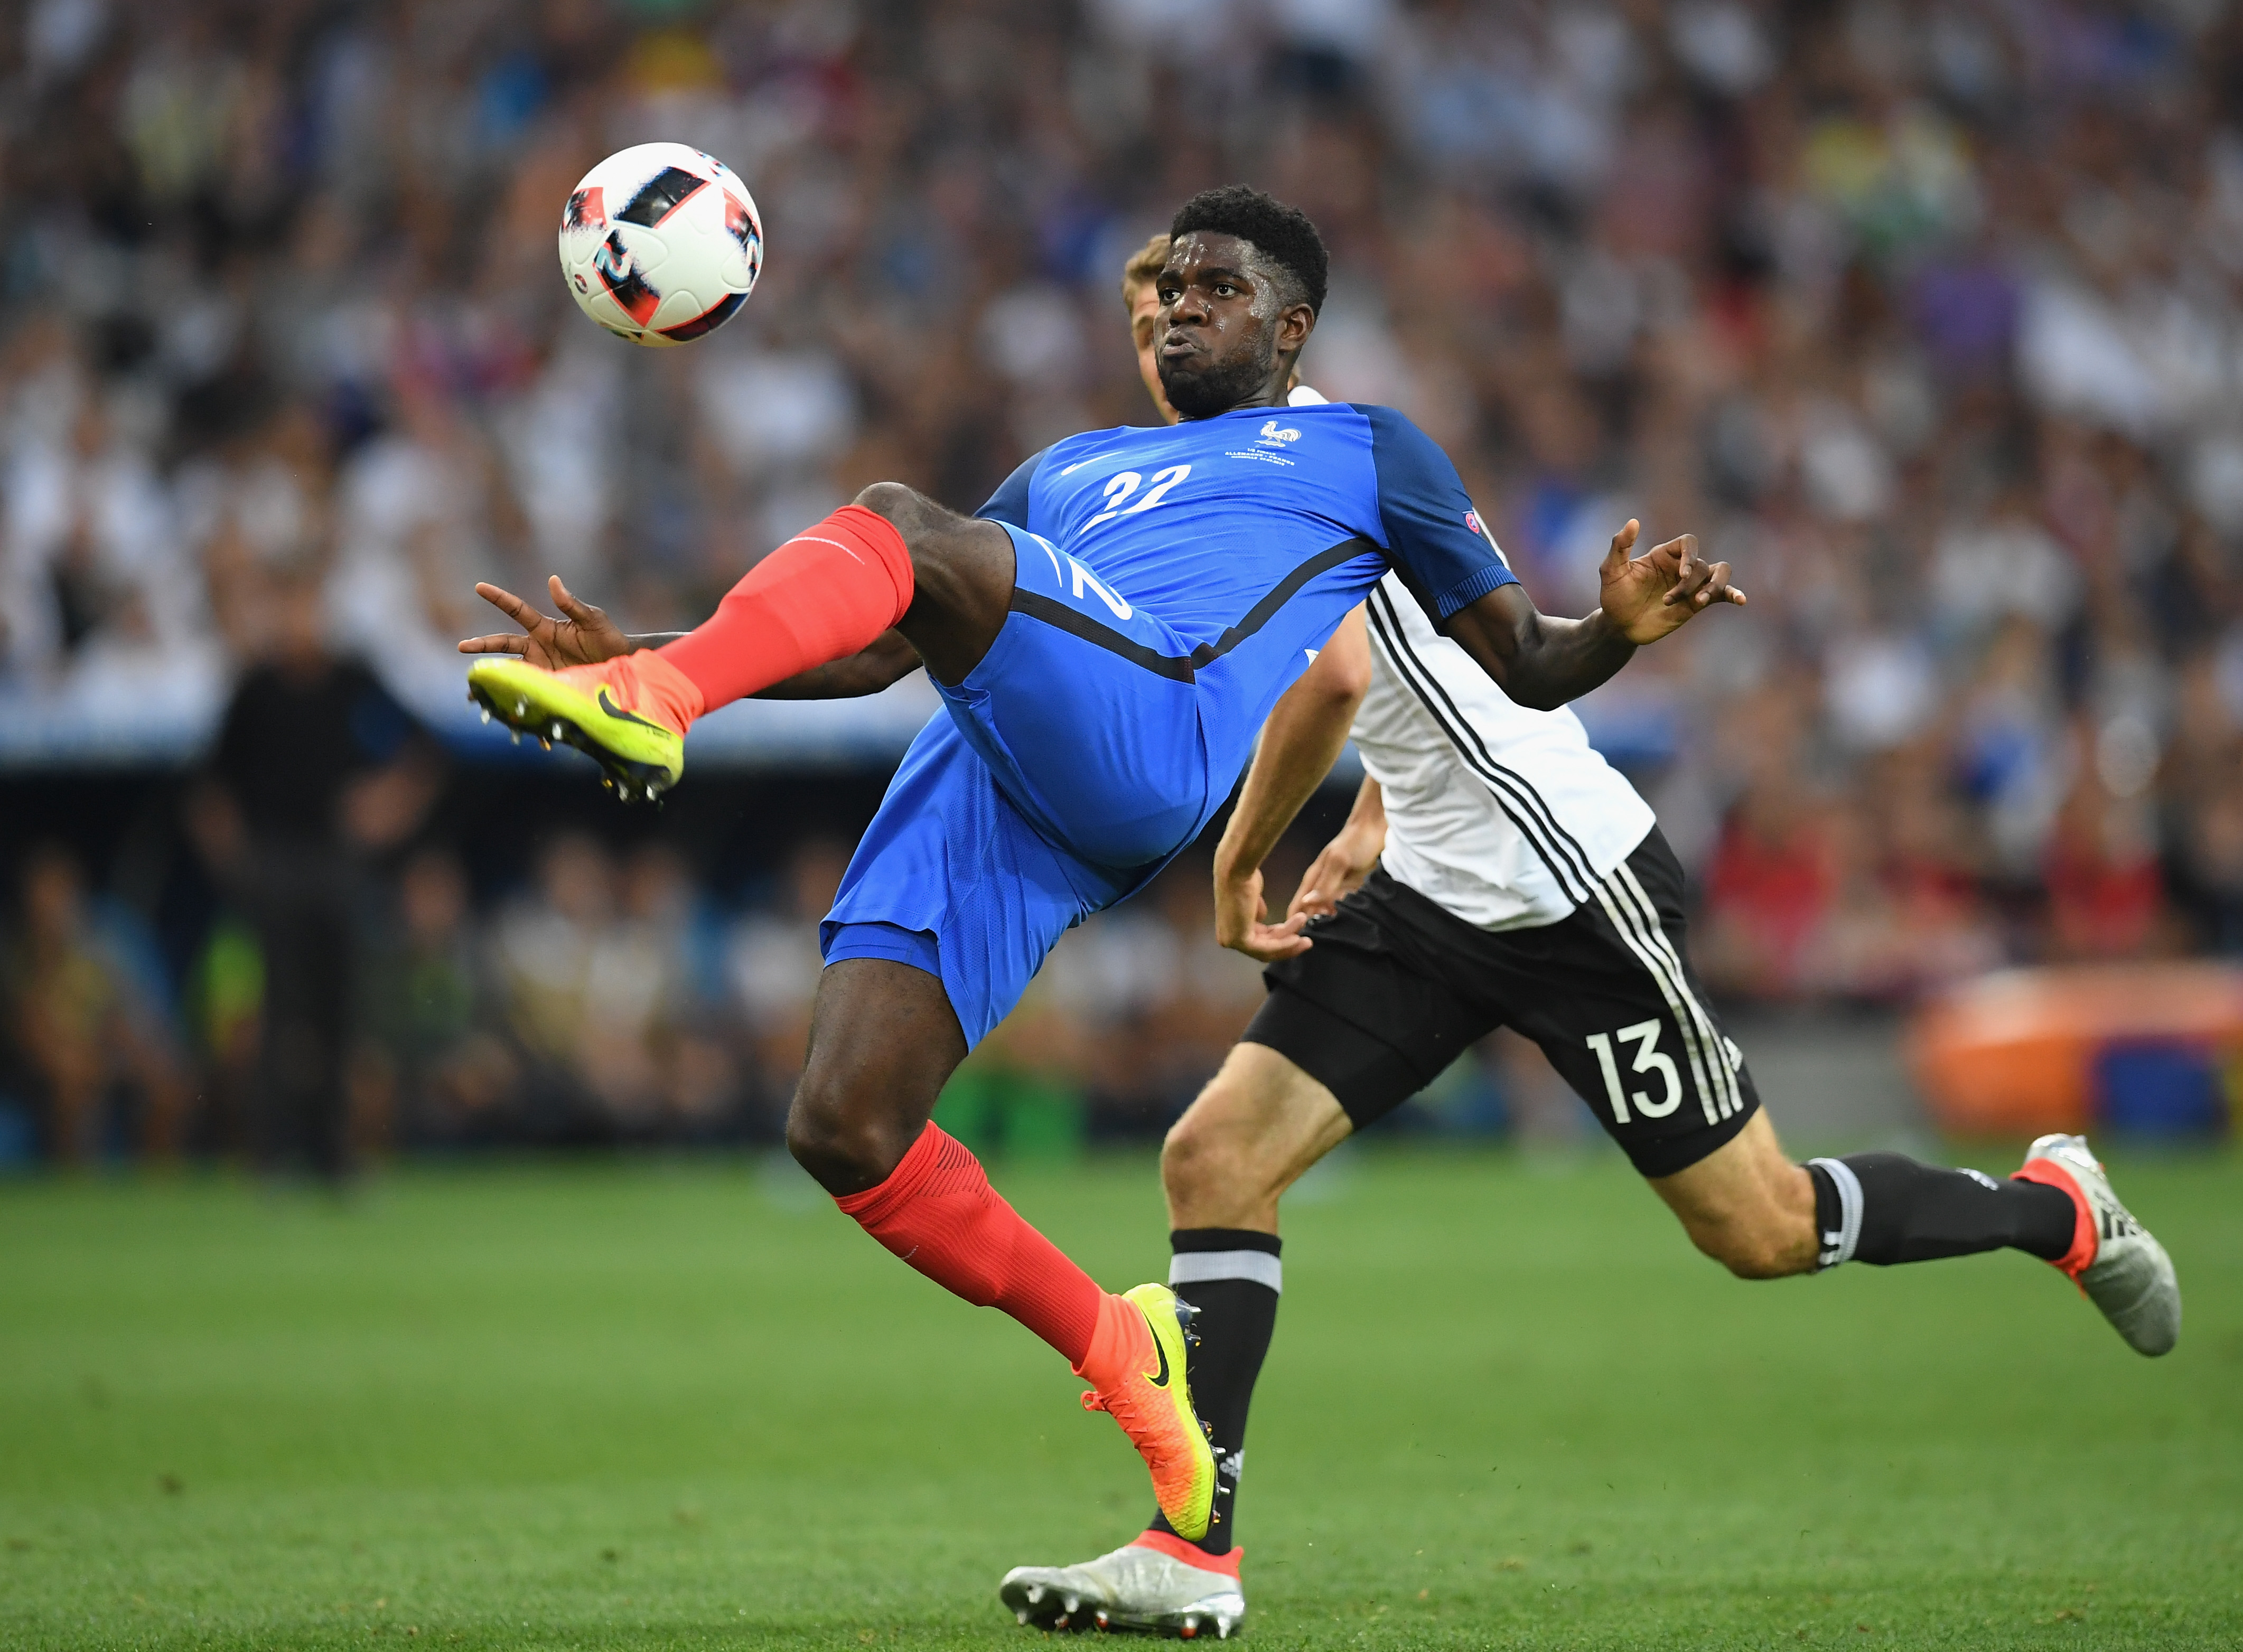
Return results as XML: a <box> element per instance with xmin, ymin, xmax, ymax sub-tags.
<box><xmin>1081</xmin><ymin>1283</ymin><xmax>1217</xmax><ymax>1542</ymax></box>
<box><xmin>467</xmin><ymin>658</ymin><xmax>684</xmax><ymax>801</ymax></box>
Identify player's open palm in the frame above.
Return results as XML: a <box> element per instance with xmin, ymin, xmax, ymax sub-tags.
<box><xmin>1216</xmin><ymin>862</ymin><xmax>1314</xmax><ymax>962</ymax></box>
<box><xmin>1597</xmin><ymin>520</ymin><xmax>1745</xmax><ymax>645</ymax></box>
<box><xmin>457</xmin><ymin>575</ymin><xmax>631</xmax><ymax>669</ymax></box>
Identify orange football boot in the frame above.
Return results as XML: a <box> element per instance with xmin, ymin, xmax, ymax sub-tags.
<box><xmin>1077</xmin><ymin>1284</ymin><xmax>1217</xmax><ymax>1543</ymax></box>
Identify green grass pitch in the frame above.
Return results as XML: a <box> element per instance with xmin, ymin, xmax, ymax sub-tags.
<box><xmin>2</xmin><ymin>1147</ymin><xmax>2237</xmax><ymax>1649</ymax></box>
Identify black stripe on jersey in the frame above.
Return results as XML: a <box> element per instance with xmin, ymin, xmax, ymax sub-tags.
<box><xmin>1363</xmin><ymin>585</ymin><xmax>1598</xmax><ymax>904</ymax></box>
<box><xmin>1367</xmin><ymin>583</ymin><xmax>1605</xmax><ymax>896</ymax></box>
<box><xmin>1007</xmin><ymin>537</ymin><xmax>1373</xmax><ymax>682</ymax></box>
<box><xmin>1185</xmin><ymin>538</ymin><xmax>1373</xmax><ymax>670</ymax></box>
<box><xmin>1009</xmin><ymin>590</ymin><xmax>1194</xmax><ymax>681</ymax></box>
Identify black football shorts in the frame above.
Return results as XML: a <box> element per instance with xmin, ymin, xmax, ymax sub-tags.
<box><xmin>1246</xmin><ymin>827</ymin><xmax>1758</xmax><ymax>1178</ymax></box>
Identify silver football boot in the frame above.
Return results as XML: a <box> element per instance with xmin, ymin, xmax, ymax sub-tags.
<box><xmin>2022</xmin><ymin>1133</ymin><xmax>2180</xmax><ymax>1357</ymax></box>
<box><xmin>1001</xmin><ymin>1540</ymin><xmax>1245</xmax><ymax>1639</ymax></box>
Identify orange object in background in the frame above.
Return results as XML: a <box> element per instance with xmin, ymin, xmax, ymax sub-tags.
<box><xmin>1908</xmin><ymin>963</ymin><xmax>2243</xmax><ymax>1136</ymax></box>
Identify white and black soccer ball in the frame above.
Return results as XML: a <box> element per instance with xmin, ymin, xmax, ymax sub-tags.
<box><xmin>557</xmin><ymin>143</ymin><xmax>763</xmax><ymax>347</ymax></box>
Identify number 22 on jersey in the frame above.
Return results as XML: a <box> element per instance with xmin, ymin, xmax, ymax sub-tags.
<box><xmin>1081</xmin><ymin>464</ymin><xmax>1191</xmax><ymax>533</ymax></box>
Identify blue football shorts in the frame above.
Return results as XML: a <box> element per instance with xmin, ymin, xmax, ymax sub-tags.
<box><xmin>821</xmin><ymin>522</ymin><xmax>1223</xmax><ymax>1047</ymax></box>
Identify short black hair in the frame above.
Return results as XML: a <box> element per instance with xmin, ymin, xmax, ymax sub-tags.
<box><xmin>1169</xmin><ymin>185</ymin><xmax>1329</xmax><ymax>315</ymax></box>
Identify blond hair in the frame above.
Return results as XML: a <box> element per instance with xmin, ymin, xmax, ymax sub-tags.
<box><xmin>1120</xmin><ymin>232</ymin><xmax>1170</xmax><ymax>309</ymax></box>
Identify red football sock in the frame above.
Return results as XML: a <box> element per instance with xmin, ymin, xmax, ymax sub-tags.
<box><xmin>834</xmin><ymin>1122</ymin><xmax>1104</xmax><ymax>1365</ymax></box>
<box><xmin>659</xmin><ymin>503</ymin><xmax>914</xmax><ymax>708</ymax></box>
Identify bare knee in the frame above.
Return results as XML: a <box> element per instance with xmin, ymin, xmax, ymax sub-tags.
<box><xmin>853</xmin><ymin>480</ymin><xmax>925</xmax><ymax>524</ymax></box>
<box><xmin>1162</xmin><ymin>1047</ymin><xmax>1353</xmax><ymax>1230</ymax></box>
<box><xmin>1161</xmin><ymin>1109</ymin><xmax>1234</xmax><ymax>1216</ymax></box>
<box><xmin>785</xmin><ymin>1069</ymin><xmax>917</xmax><ymax>1197</ymax></box>
<box><xmin>1162</xmin><ymin>1104</ymin><xmax>1268</xmax><ymax>1228</ymax></box>
<box><xmin>783</xmin><ymin>957</ymin><xmax>963</xmax><ymax>1197</ymax></box>
<box><xmin>854</xmin><ymin>481</ymin><xmax>967</xmax><ymax>547</ymax></box>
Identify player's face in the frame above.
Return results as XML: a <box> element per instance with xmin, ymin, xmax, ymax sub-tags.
<box><xmin>1128</xmin><ymin>283</ymin><xmax>1180</xmax><ymax>424</ymax></box>
<box><xmin>1154</xmin><ymin>232</ymin><xmax>1311</xmax><ymax>419</ymax></box>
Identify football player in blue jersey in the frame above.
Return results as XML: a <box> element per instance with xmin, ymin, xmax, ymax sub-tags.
<box><xmin>454</xmin><ymin>185</ymin><xmax>1744</xmax><ymax>1571</ymax></box>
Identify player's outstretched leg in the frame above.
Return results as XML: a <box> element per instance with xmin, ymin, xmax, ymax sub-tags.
<box><xmin>467</xmin><ymin>485</ymin><xmax>1010</xmax><ymax>797</ymax></box>
<box><xmin>790</xmin><ymin>960</ymin><xmax>1216</xmax><ymax>1540</ymax></box>
<box><xmin>1655</xmin><ymin>1113</ymin><xmax>2179</xmax><ymax>1355</ymax></box>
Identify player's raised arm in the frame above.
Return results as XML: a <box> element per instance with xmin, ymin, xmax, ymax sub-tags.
<box><xmin>1213</xmin><ymin>609</ymin><xmax>1371</xmax><ymax>961</ymax></box>
<box><xmin>1444</xmin><ymin>520</ymin><xmax>1745</xmax><ymax>712</ymax></box>
<box><xmin>1366</xmin><ymin>407</ymin><xmax>1742</xmax><ymax>712</ymax></box>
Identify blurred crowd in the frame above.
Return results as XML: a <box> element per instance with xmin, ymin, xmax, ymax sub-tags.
<box><xmin>6</xmin><ymin>0</ymin><xmax>2243</xmax><ymax>1165</ymax></box>
<box><xmin>0</xmin><ymin>816</ymin><xmax>1313</xmax><ymax>1168</ymax></box>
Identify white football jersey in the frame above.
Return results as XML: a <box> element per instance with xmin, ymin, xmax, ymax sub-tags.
<box><xmin>1354</xmin><ymin>572</ymin><xmax>1654</xmax><ymax>929</ymax></box>
<box><xmin>1284</xmin><ymin>385</ymin><xmax>1652</xmax><ymax>930</ymax></box>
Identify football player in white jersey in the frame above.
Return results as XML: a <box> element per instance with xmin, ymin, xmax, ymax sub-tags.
<box><xmin>996</xmin><ymin>238</ymin><xmax>2180</xmax><ymax>1642</ymax></box>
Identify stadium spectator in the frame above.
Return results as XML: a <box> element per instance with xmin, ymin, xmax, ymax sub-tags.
<box><xmin>615</xmin><ymin>840</ymin><xmax>741</xmax><ymax>1139</ymax></box>
<box><xmin>726</xmin><ymin>836</ymin><xmax>851</xmax><ymax>1127</ymax></box>
<box><xmin>0</xmin><ymin>843</ymin><xmax>187</xmax><ymax>1165</ymax></box>
<box><xmin>496</xmin><ymin>830</ymin><xmax>743</xmax><ymax>1141</ymax></box>
<box><xmin>358</xmin><ymin>847</ymin><xmax>520</xmax><ymax>1147</ymax></box>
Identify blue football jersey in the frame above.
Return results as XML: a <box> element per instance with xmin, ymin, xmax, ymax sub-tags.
<box><xmin>823</xmin><ymin>403</ymin><xmax>1519</xmax><ymax>1045</ymax></box>
<box><xmin>976</xmin><ymin>400</ymin><xmax>1517</xmax><ymax>787</ymax></box>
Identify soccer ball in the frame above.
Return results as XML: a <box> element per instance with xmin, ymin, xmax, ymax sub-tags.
<box><xmin>557</xmin><ymin>143</ymin><xmax>763</xmax><ymax>347</ymax></box>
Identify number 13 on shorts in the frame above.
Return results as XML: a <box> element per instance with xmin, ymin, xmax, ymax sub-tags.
<box><xmin>1585</xmin><ymin>1021</ymin><xmax>1683</xmax><ymax>1123</ymax></box>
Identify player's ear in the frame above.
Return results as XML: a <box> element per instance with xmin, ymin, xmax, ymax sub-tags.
<box><xmin>1279</xmin><ymin>302</ymin><xmax>1316</xmax><ymax>353</ymax></box>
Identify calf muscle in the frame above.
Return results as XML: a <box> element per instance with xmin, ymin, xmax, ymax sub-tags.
<box><xmin>1649</xmin><ymin>1110</ymin><xmax>1819</xmax><ymax>1278</ymax></box>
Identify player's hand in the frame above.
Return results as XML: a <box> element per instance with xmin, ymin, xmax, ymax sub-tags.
<box><xmin>1597</xmin><ymin>520</ymin><xmax>1745</xmax><ymax>646</ymax></box>
<box><xmin>456</xmin><ymin>576</ymin><xmax>631</xmax><ymax>669</ymax></box>
<box><xmin>1214</xmin><ymin>861</ymin><xmax>1314</xmax><ymax>962</ymax></box>
<box><xmin>1286</xmin><ymin>820</ymin><xmax>1384</xmax><ymax>922</ymax></box>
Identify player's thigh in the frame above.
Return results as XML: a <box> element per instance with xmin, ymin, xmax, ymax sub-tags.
<box><xmin>1645</xmin><ymin>1110</ymin><xmax>1818</xmax><ymax>1278</ymax></box>
<box><xmin>789</xmin><ymin>957</ymin><xmax>968</xmax><ymax>1195</ymax></box>
<box><xmin>853</xmin><ymin>483</ymin><xmax>1015</xmax><ymax>687</ymax></box>
<box><xmin>1163</xmin><ymin>1040</ymin><xmax>1353</xmax><ymax>1231</ymax></box>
